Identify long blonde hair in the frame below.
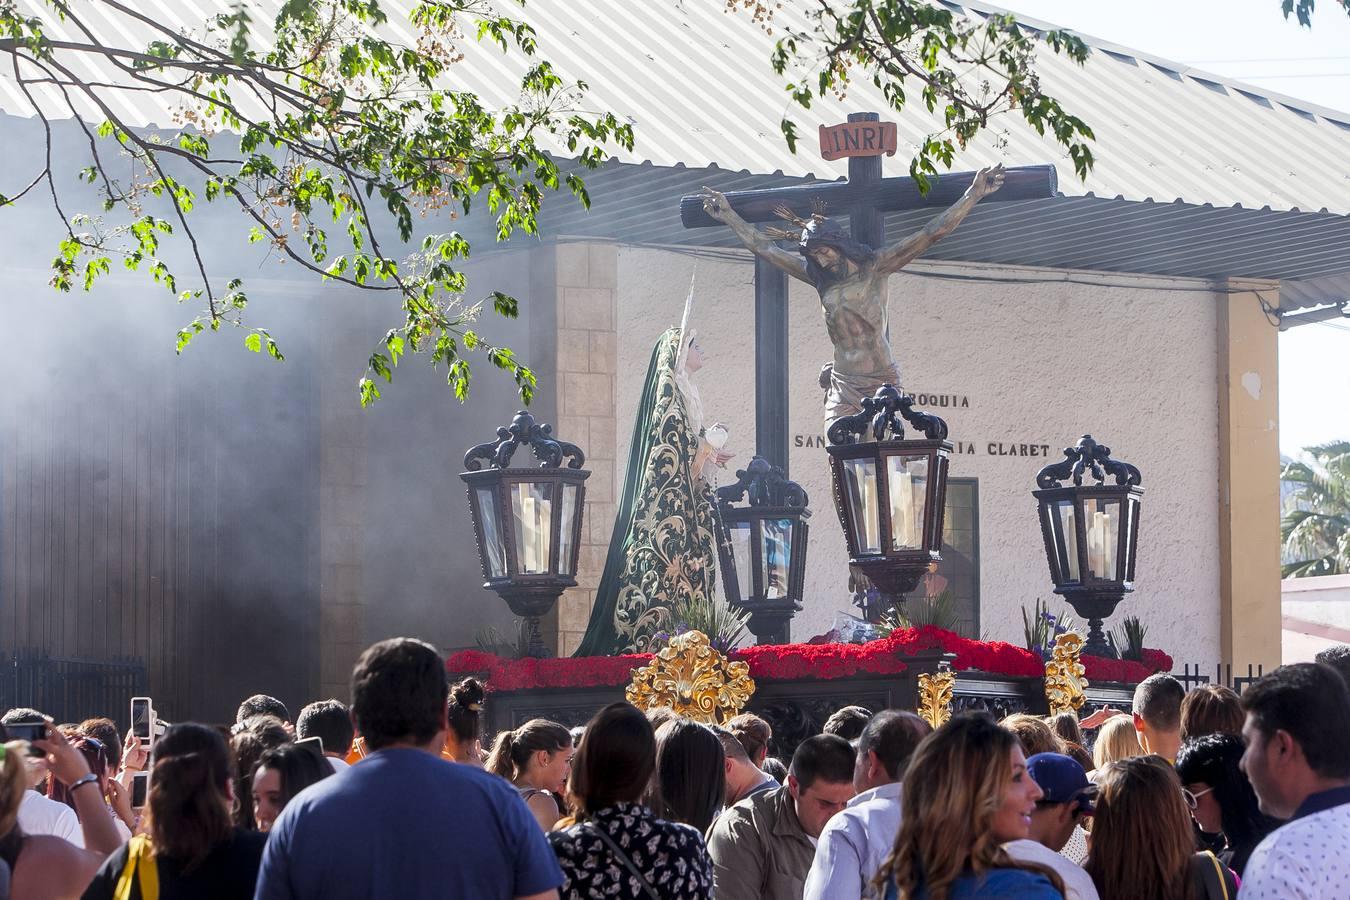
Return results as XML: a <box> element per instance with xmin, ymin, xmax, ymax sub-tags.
<box><xmin>1093</xmin><ymin>716</ymin><xmax>1143</xmax><ymax>770</ymax></box>
<box><xmin>875</xmin><ymin>714</ymin><xmax>1064</xmax><ymax>900</ymax></box>
<box><xmin>1085</xmin><ymin>757</ymin><xmax>1197</xmax><ymax>900</ymax></box>
<box><xmin>1</xmin><ymin>741</ymin><xmax>28</xmax><ymax>839</ymax></box>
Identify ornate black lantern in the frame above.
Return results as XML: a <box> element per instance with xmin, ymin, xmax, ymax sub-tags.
<box><xmin>1033</xmin><ymin>435</ymin><xmax>1143</xmax><ymax>659</ymax></box>
<box><xmin>460</xmin><ymin>411</ymin><xmax>589</xmax><ymax>658</ymax></box>
<box><xmin>715</xmin><ymin>457</ymin><xmax>812</xmax><ymax>645</ymax></box>
<box><xmin>826</xmin><ymin>385</ymin><xmax>951</xmax><ymax>622</ymax></box>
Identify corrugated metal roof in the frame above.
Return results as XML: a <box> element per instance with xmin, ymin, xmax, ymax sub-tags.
<box><xmin>460</xmin><ymin>158</ymin><xmax>1349</xmax><ymax>308</ymax></box>
<box><xmin>3</xmin><ymin>0</ymin><xmax>1346</xmax><ymax>309</ymax></box>
<box><xmin>3</xmin><ymin>0</ymin><xmax>1348</xmax><ymax>216</ymax></box>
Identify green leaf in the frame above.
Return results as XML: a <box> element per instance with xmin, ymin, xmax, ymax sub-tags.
<box><xmin>24</xmin><ymin>0</ymin><xmax>630</xmax><ymax>409</ymax></box>
<box><xmin>358</xmin><ymin>377</ymin><xmax>381</xmax><ymax>408</ymax></box>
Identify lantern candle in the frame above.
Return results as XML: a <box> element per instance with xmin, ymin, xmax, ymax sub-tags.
<box><xmin>537</xmin><ymin>495</ymin><xmax>551</xmax><ymax>572</ymax></box>
<box><xmin>521</xmin><ymin>495</ymin><xmax>538</xmax><ymax>572</ymax></box>
<box><xmin>1102</xmin><ymin>507</ymin><xmax>1114</xmax><ymax>578</ymax></box>
<box><xmin>891</xmin><ymin>470</ymin><xmax>915</xmax><ymax>549</ymax></box>
<box><xmin>859</xmin><ymin>466</ymin><xmax>880</xmax><ymax>553</ymax></box>
<box><xmin>1089</xmin><ymin>509</ymin><xmax>1112</xmax><ymax>579</ymax></box>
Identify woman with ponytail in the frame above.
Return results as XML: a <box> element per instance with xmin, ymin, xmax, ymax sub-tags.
<box><xmin>82</xmin><ymin>723</ymin><xmax>267</xmax><ymax>900</ymax></box>
<box><xmin>485</xmin><ymin>718</ymin><xmax>573</xmax><ymax>830</ymax></box>
<box><xmin>876</xmin><ymin>713</ymin><xmax>1065</xmax><ymax>900</ymax></box>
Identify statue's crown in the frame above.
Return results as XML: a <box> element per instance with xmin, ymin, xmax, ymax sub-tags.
<box><xmin>764</xmin><ymin>198</ymin><xmax>829</xmax><ymax>243</ymax></box>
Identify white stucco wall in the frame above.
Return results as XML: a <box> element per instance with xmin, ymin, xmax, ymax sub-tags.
<box><xmin>611</xmin><ymin>245</ymin><xmax>1223</xmax><ymax>667</ymax></box>
<box><xmin>1282</xmin><ymin>574</ymin><xmax>1350</xmax><ymax>663</ymax></box>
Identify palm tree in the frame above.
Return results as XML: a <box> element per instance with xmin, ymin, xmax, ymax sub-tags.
<box><xmin>1281</xmin><ymin>441</ymin><xmax>1350</xmax><ymax>577</ymax></box>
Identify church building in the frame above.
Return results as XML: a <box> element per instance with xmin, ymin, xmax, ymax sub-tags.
<box><xmin>2</xmin><ymin>0</ymin><xmax>1347</xmax><ymax>719</ymax></box>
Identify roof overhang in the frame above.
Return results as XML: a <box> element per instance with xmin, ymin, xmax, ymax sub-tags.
<box><xmin>521</xmin><ymin>159</ymin><xmax>1350</xmax><ymax>314</ymax></box>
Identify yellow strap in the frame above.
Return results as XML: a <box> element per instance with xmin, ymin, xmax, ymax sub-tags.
<box><xmin>1209</xmin><ymin>852</ymin><xmax>1230</xmax><ymax>900</ymax></box>
<box><xmin>1201</xmin><ymin>850</ymin><xmax>1230</xmax><ymax>900</ymax></box>
<box><xmin>137</xmin><ymin>836</ymin><xmax>160</xmax><ymax>900</ymax></box>
<box><xmin>112</xmin><ymin>836</ymin><xmax>159</xmax><ymax>900</ymax></box>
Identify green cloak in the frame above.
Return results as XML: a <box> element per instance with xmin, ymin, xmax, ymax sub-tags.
<box><xmin>575</xmin><ymin>328</ymin><xmax>719</xmax><ymax>656</ymax></box>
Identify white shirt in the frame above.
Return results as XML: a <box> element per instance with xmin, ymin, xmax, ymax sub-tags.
<box><xmin>327</xmin><ymin>756</ymin><xmax>350</xmax><ymax>773</ymax></box>
<box><xmin>16</xmin><ymin>790</ymin><xmax>84</xmax><ymax>848</ymax></box>
<box><xmin>1004</xmin><ymin>839</ymin><xmax>1100</xmax><ymax>900</ymax></box>
<box><xmin>803</xmin><ymin>782</ymin><xmax>901</xmax><ymax>900</ymax></box>
<box><xmin>1061</xmin><ymin>824</ymin><xmax>1090</xmax><ymax>865</ymax></box>
<box><xmin>1240</xmin><ymin>796</ymin><xmax>1350</xmax><ymax>899</ymax></box>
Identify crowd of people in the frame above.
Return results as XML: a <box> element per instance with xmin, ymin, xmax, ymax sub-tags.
<box><xmin>1</xmin><ymin>639</ymin><xmax>1348</xmax><ymax>899</ymax></box>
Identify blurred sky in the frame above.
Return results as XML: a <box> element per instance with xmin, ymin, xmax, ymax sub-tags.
<box><xmin>1001</xmin><ymin>0</ymin><xmax>1350</xmax><ymax>456</ymax></box>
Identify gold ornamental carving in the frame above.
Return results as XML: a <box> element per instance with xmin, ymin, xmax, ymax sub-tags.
<box><xmin>916</xmin><ymin>665</ymin><xmax>955</xmax><ymax>729</ymax></box>
<box><xmin>1045</xmin><ymin>631</ymin><xmax>1089</xmax><ymax>716</ymax></box>
<box><xmin>625</xmin><ymin>630</ymin><xmax>755</xmax><ymax>725</ymax></box>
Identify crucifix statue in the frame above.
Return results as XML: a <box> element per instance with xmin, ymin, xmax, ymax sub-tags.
<box><xmin>679</xmin><ymin>112</ymin><xmax>1057</xmax><ymax>469</ymax></box>
<box><xmin>699</xmin><ymin>163</ymin><xmax>1005</xmax><ymax>429</ymax></box>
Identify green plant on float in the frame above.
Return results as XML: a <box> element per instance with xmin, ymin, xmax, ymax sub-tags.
<box><xmin>1111</xmin><ymin>615</ymin><xmax>1148</xmax><ymax>662</ymax></box>
<box><xmin>880</xmin><ymin>590</ymin><xmax>967</xmax><ymax>637</ymax></box>
<box><xmin>474</xmin><ymin>619</ymin><xmax>530</xmax><ymax>660</ymax></box>
<box><xmin>660</xmin><ymin>593</ymin><xmax>751</xmax><ymax>654</ymax></box>
<box><xmin>1020</xmin><ymin>597</ymin><xmax>1079</xmax><ymax>660</ymax></box>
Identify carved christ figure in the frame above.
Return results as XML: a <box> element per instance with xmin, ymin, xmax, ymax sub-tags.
<box><xmin>700</xmin><ymin>164</ymin><xmax>1006</xmax><ymax>427</ymax></box>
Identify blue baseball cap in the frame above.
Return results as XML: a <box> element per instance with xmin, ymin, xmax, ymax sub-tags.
<box><xmin>1027</xmin><ymin>752</ymin><xmax>1095</xmax><ymax>815</ymax></box>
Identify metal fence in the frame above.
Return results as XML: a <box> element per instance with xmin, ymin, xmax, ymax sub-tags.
<box><xmin>1173</xmin><ymin>662</ymin><xmax>1266</xmax><ymax>694</ymax></box>
<box><xmin>1</xmin><ymin>650</ymin><xmax>147</xmax><ymax>725</ymax></box>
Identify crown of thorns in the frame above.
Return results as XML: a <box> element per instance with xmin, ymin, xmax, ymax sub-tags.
<box><xmin>763</xmin><ymin>198</ymin><xmax>830</xmax><ymax>242</ymax></box>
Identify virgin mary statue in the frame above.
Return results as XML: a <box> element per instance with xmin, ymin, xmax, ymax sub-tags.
<box><xmin>575</xmin><ymin>283</ymin><xmax>732</xmax><ymax>656</ymax></box>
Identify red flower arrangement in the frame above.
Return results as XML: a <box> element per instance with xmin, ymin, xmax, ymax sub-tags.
<box><xmin>445</xmin><ymin>627</ymin><xmax>1172</xmax><ymax>693</ymax></box>
<box><xmin>1082</xmin><ymin>648</ymin><xmax>1175</xmax><ymax>685</ymax></box>
<box><xmin>444</xmin><ymin>649</ymin><xmax>654</xmax><ymax>693</ymax></box>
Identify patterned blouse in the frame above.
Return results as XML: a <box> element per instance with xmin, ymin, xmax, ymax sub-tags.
<box><xmin>548</xmin><ymin>801</ymin><xmax>714</xmax><ymax>900</ymax></box>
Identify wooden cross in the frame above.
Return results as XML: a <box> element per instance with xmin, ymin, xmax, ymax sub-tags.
<box><xmin>680</xmin><ymin>112</ymin><xmax>1056</xmax><ymax>472</ymax></box>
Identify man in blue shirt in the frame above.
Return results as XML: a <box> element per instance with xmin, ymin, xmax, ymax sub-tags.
<box><xmin>254</xmin><ymin>638</ymin><xmax>562</xmax><ymax>900</ymax></box>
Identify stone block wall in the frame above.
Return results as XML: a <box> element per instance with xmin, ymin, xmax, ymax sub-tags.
<box><xmin>554</xmin><ymin>241</ymin><xmax>619</xmax><ymax>655</ymax></box>
<box><xmin>317</xmin><ymin>296</ymin><xmax>372</xmax><ymax>702</ymax></box>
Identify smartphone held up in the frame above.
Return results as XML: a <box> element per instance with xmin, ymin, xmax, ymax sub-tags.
<box><xmin>130</xmin><ymin>696</ymin><xmax>155</xmax><ymax>748</ymax></box>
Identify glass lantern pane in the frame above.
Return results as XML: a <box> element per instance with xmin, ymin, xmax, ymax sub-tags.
<box><xmin>761</xmin><ymin>518</ymin><xmax>793</xmax><ymax>600</ymax></box>
<box><xmin>476</xmin><ymin>487</ymin><xmax>506</xmax><ymax>578</ymax></box>
<box><xmin>1055</xmin><ymin>500</ymin><xmax>1080</xmax><ymax>583</ymax></box>
<box><xmin>843</xmin><ymin>458</ymin><xmax>881</xmax><ymax>554</ymax></box>
<box><xmin>511</xmin><ymin>481</ymin><xmax>554</xmax><ymax>574</ymax></box>
<box><xmin>1083</xmin><ymin>497</ymin><xmax>1122</xmax><ymax>581</ymax></box>
<box><xmin>557</xmin><ymin>483</ymin><xmax>580</xmax><ymax>576</ymax></box>
<box><xmin>729</xmin><ymin>521</ymin><xmax>753</xmax><ymax>599</ymax></box>
<box><xmin>886</xmin><ymin>455</ymin><xmax>929</xmax><ymax>550</ymax></box>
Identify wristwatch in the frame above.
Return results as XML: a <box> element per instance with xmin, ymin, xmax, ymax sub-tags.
<box><xmin>69</xmin><ymin>773</ymin><xmax>100</xmax><ymax>792</ymax></box>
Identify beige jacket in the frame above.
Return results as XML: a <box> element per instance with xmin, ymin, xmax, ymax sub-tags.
<box><xmin>707</xmin><ymin>785</ymin><xmax>816</xmax><ymax>900</ymax></box>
